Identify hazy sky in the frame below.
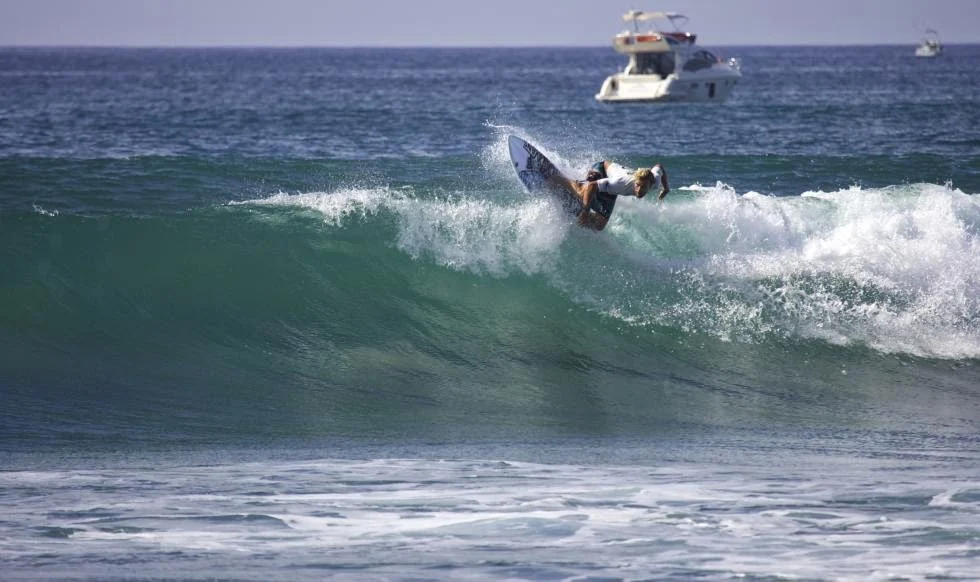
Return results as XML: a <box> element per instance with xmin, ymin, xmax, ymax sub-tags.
<box><xmin>1</xmin><ymin>0</ymin><xmax>977</xmax><ymax>47</ymax></box>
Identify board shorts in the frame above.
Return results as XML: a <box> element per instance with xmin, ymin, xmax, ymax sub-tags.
<box><xmin>585</xmin><ymin>161</ymin><xmax>618</xmax><ymax>219</ymax></box>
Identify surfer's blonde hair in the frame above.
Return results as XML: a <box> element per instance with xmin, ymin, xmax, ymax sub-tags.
<box><xmin>634</xmin><ymin>168</ymin><xmax>653</xmax><ymax>183</ymax></box>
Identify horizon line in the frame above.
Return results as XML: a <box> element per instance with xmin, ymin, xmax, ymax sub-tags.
<box><xmin>2</xmin><ymin>42</ymin><xmax>974</xmax><ymax>49</ymax></box>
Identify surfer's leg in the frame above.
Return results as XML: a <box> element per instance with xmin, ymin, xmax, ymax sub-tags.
<box><xmin>547</xmin><ymin>174</ymin><xmax>581</xmax><ymax>199</ymax></box>
<box><xmin>582</xmin><ymin>192</ymin><xmax>615</xmax><ymax>231</ymax></box>
<box><xmin>578</xmin><ymin>182</ymin><xmax>593</xmax><ymax>208</ymax></box>
<box><xmin>576</xmin><ymin>183</ymin><xmax>596</xmax><ymax>226</ymax></box>
<box><xmin>589</xmin><ymin>214</ymin><xmax>609</xmax><ymax>231</ymax></box>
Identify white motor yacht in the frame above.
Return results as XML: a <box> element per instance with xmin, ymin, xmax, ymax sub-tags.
<box><xmin>595</xmin><ymin>10</ymin><xmax>741</xmax><ymax>103</ymax></box>
<box><xmin>915</xmin><ymin>29</ymin><xmax>943</xmax><ymax>58</ymax></box>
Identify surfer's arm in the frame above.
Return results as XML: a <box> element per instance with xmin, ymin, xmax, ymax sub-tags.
<box><xmin>657</xmin><ymin>167</ymin><xmax>670</xmax><ymax>201</ymax></box>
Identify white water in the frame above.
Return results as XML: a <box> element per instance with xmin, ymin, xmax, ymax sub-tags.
<box><xmin>3</xmin><ymin>452</ymin><xmax>978</xmax><ymax>581</ymax></box>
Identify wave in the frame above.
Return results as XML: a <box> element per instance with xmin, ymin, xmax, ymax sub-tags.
<box><xmin>226</xmin><ymin>168</ymin><xmax>980</xmax><ymax>360</ymax></box>
<box><xmin>5</xmin><ymin>162</ymin><xmax>979</xmax><ymax>361</ymax></box>
<box><xmin>4</xmin><ymin>170</ymin><xmax>980</xmax><ymax>447</ymax></box>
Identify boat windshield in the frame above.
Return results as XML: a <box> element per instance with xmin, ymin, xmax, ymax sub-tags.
<box><xmin>682</xmin><ymin>50</ymin><xmax>719</xmax><ymax>72</ymax></box>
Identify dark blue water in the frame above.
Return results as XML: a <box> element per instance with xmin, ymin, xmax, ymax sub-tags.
<box><xmin>1</xmin><ymin>46</ymin><xmax>979</xmax><ymax>580</ymax></box>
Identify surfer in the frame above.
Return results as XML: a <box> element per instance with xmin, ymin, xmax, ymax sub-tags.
<box><xmin>557</xmin><ymin>161</ymin><xmax>669</xmax><ymax>231</ymax></box>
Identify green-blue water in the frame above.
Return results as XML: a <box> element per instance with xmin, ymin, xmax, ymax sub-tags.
<box><xmin>1</xmin><ymin>46</ymin><xmax>979</xmax><ymax>580</ymax></box>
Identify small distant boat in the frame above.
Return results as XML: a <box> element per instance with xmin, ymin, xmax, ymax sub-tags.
<box><xmin>595</xmin><ymin>10</ymin><xmax>741</xmax><ymax>103</ymax></box>
<box><xmin>915</xmin><ymin>29</ymin><xmax>943</xmax><ymax>58</ymax></box>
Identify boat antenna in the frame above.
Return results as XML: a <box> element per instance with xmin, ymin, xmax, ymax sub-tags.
<box><xmin>625</xmin><ymin>9</ymin><xmax>641</xmax><ymax>32</ymax></box>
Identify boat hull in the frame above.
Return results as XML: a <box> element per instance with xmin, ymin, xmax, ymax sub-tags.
<box><xmin>915</xmin><ymin>46</ymin><xmax>942</xmax><ymax>58</ymax></box>
<box><xmin>595</xmin><ymin>70</ymin><xmax>739</xmax><ymax>103</ymax></box>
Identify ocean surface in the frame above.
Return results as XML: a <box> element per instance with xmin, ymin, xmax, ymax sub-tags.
<box><xmin>2</xmin><ymin>45</ymin><xmax>979</xmax><ymax>580</ymax></box>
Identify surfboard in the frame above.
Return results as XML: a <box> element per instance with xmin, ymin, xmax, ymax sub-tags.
<box><xmin>507</xmin><ymin>135</ymin><xmax>583</xmax><ymax>215</ymax></box>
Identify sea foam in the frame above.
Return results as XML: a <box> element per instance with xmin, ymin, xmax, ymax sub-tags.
<box><xmin>618</xmin><ymin>181</ymin><xmax>980</xmax><ymax>358</ymax></box>
<box><xmin>237</xmin><ymin>185</ymin><xmax>571</xmax><ymax>277</ymax></box>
